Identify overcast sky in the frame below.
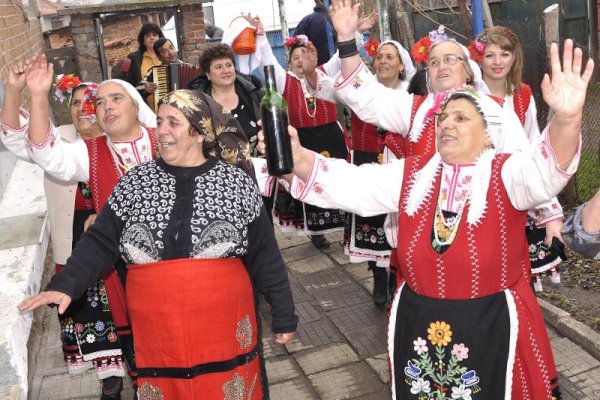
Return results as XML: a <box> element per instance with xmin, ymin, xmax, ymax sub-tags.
<box><xmin>211</xmin><ymin>0</ymin><xmax>315</xmax><ymax>31</ymax></box>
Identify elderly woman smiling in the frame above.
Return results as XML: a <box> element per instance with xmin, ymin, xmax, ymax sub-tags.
<box><xmin>19</xmin><ymin>90</ymin><xmax>298</xmax><ymax>399</ymax></box>
<box><xmin>260</xmin><ymin>37</ymin><xmax>592</xmax><ymax>399</ymax></box>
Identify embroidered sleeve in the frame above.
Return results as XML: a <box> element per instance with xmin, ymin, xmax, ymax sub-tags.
<box><xmin>0</xmin><ymin>107</ymin><xmax>29</xmax><ymax>134</ymax></box>
<box><xmin>0</xmin><ymin>108</ymin><xmax>32</xmax><ymax>161</ymax></box>
<box><xmin>250</xmin><ymin>157</ymin><xmax>276</xmax><ymax>197</ymax></box>
<box><xmin>527</xmin><ymin>197</ymin><xmax>564</xmax><ymax>227</ymax></box>
<box><xmin>289</xmin><ymin>153</ymin><xmax>403</xmax><ymax>216</ymax></box>
<box><xmin>561</xmin><ymin>204</ymin><xmax>600</xmax><ymax>260</ymax></box>
<box><xmin>333</xmin><ymin>63</ymin><xmax>412</xmax><ymax>135</ymax></box>
<box><xmin>502</xmin><ymin>126</ymin><xmax>581</xmax><ymax>211</ymax></box>
<box><xmin>27</xmin><ymin>122</ymin><xmax>90</xmax><ymax>182</ymax></box>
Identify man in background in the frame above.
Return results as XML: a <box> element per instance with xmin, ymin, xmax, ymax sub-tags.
<box><xmin>153</xmin><ymin>38</ymin><xmax>182</xmax><ymax>65</ymax></box>
<box><xmin>294</xmin><ymin>1</ymin><xmax>333</xmax><ymax>65</ymax></box>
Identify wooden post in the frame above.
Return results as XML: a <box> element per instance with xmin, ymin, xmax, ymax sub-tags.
<box><xmin>457</xmin><ymin>0</ymin><xmax>473</xmax><ymax>40</ymax></box>
<box><xmin>482</xmin><ymin>0</ymin><xmax>494</xmax><ymax>28</ymax></box>
<box><xmin>277</xmin><ymin>0</ymin><xmax>289</xmax><ymax>42</ymax></box>
<box><xmin>543</xmin><ymin>4</ymin><xmax>560</xmax><ymax>51</ymax></box>
<box><xmin>389</xmin><ymin>0</ymin><xmax>414</xmax><ymax>49</ymax></box>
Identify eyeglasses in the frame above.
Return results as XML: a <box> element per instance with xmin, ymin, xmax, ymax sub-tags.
<box><xmin>427</xmin><ymin>54</ymin><xmax>465</xmax><ymax>69</ymax></box>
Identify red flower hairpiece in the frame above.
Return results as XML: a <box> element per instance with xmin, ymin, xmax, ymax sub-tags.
<box><xmin>410</xmin><ymin>36</ymin><xmax>431</xmax><ymax>66</ymax></box>
<box><xmin>284</xmin><ymin>34</ymin><xmax>309</xmax><ymax>49</ymax></box>
<box><xmin>54</xmin><ymin>74</ymin><xmax>82</xmax><ymax>103</ymax></box>
<box><xmin>410</xmin><ymin>26</ymin><xmax>448</xmax><ymax>66</ymax></box>
<box><xmin>364</xmin><ymin>37</ymin><xmax>380</xmax><ymax>58</ymax></box>
<box><xmin>468</xmin><ymin>40</ymin><xmax>486</xmax><ymax>63</ymax></box>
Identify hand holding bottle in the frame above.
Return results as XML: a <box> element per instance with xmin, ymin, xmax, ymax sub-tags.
<box><xmin>257</xmin><ymin>122</ymin><xmax>315</xmax><ymax>183</ymax></box>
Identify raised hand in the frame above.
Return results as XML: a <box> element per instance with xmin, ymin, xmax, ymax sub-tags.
<box><xmin>329</xmin><ymin>0</ymin><xmax>361</xmax><ymax>40</ymax></box>
<box><xmin>542</xmin><ymin>39</ymin><xmax>594</xmax><ymax>119</ymax></box>
<box><xmin>6</xmin><ymin>61</ymin><xmax>28</xmax><ymax>92</ymax></box>
<box><xmin>241</xmin><ymin>13</ymin><xmax>264</xmax><ymax>35</ymax></box>
<box><xmin>25</xmin><ymin>53</ymin><xmax>54</xmax><ymax>97</ymax></box>
<box><xmin>302</xmin><ymin>41</ymin><xmax>319</xmax><ymax>76</ymax></box>
<box><xmin>357</xmin><ymin>10</ymin><xmax>378</xmax><ymax>33</ymax></box>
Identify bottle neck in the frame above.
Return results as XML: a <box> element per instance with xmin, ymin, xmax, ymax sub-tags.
<box><xmin>264</xmin><ymin>66</ymin><xmax>277</xmax><ymax>92</ymax></box>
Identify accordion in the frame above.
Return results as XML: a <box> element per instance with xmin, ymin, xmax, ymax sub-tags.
<box><xmin>149</xmin><ymin>63</ymin><xmax>201</xmax><ymax>111</ymax></box>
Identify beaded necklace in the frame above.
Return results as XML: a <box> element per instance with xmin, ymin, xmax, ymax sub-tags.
<box><xmin>304</xmin><ymin>91</ymin><xmax>317</xmax><ymax>118</ymax></box>
<box><xmin>432</xmin><ymin>193</ymin><xmax>469</xmax><ymax>252</ymax></box>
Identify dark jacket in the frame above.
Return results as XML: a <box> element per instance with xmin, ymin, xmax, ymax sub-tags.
<box><xmin>188</xmin><ymin>72</ymin><xmax>264</xmax><ymax>120</ymax></box>
<box><xmin>125</xmin><ymin>50</ymin><xmax>148</xmax><ymax>99</ymax></box>
<box><xmin>294</xmin><ymin>7</ymin><xmax>332</xmax><ymax>66</ymax></box>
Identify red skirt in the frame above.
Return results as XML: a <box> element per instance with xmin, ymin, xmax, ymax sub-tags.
<box><xmin>127</xmin><ymin>258</ymin><xmax>263</xmax><ymax>399</ymax></box>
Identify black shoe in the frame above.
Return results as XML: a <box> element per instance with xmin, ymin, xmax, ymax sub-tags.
<box><xmin>101</xmin><ymin>376</ymin><xmax>123</xmax><ymax>400</ymax></box>
<box><xmin>310</xmin><ymin>235</ymin><xmax>330</xmax><ymax>249</ymax></box>
<box><xmin>370</xmin><ymin>264</ymin><xmax>388</xmax><ymax>306</ymax></box>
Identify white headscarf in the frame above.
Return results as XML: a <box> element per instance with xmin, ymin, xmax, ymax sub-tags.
<box><xmin>98</xmin><ymin>79</ymin><xmax>157</xmax><ymax>128</ymax></box>
<box><xmin>409</xmin><ymin>39</ymin><xmax>487</xmax><ymax>144</ymax></box>
<box><xmin>404</xmin><ymin>86</ymin><xmax>529</xmax><ymax>224</ymax></box>
<box><xmin>378</xmin><ymin>40</ymin><xmax>416</xmax><ymax>88</ymax></box>
<box><xmin>222</xmin><ymin>17</ymin><xmax>260</xmax><ymax>74</ymax></box>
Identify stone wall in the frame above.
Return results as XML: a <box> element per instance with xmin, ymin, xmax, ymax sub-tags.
<box><xmin>69</xmin><ymin>14</ymin><xmax>103</xmax><ymax>83</ymax></box>
<box><xmin>0</xmin><ymin>2</ymin><xmax>49</xmax><ymax>399</ymax></box>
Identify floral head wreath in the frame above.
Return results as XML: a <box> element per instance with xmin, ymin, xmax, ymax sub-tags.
<box><xmin>410</xmin><ymin>25</ymin><xmax>449</xmax><ymax>66</ymax></box>
<box><xmin>284</xmin><ymin>34</ymin><xmax>309</xmax><ymax>49</ymax></box>
<box><xmin>364</xmin><ymin>37</ymin><xmax>380</xmax><ymax>58</ymax></box>
<box><xmin>468</xmin><ymin>36</ymin><xmax>487</xmax><ymax>63</ymax></box>
<box><xmin>53</xmin><ymin>74</ymin><xmax>98</xmax><ymax>122</ymax></box>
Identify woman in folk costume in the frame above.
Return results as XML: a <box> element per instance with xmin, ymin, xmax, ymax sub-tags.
<box><xmin>14</xmin><ymin>54</ymin><xmax>159</xmax><ymax>387</ymax></box>
<box><xmin>261</xmin><ymin>34</ymin><xmax>592</xmax><ymax>398</ymax></box>
<box><xmin>347</xmin><ymin>39</ymin><xmax>416</xmax><ymax>305</ymax></box>
<box><xmin>19</xmin><ymin>89</ymin><xmax>298</xmax><ymax>399</ymax></box>
<box><xmin>0</xmin><ymin>62</ymin><xmax>126</xmax><ymax>399</ymax></box>
<box><xmin>247</xmin><ymin>14</ymin><xmax>355</xmax><ymax>250</ymax></box>
<box><xmin>471</xmin><ymin>26</ymin><xmax>566</xmax><ymax>292</ymax></box>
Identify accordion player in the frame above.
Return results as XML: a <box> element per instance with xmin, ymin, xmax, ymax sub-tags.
<box><xmin>146</xmin><ymin>63</ymin><xmax>201</xmax><ymax>112</ymax></box>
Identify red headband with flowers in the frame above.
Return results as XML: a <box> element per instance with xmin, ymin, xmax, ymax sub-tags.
<box><xmin>410</xmin><ymin>25</ymin><xmax>448</xmax><ymax>66</ymax></box>
<box><xmin>284</xmin><ymin>34</ymin><xmax>309</xmax><ymax>49</ymax></box>
<box><xmin>53</xmin><ymin>74</ymin><xmax>98</xmax><ymax>122</ymax></box>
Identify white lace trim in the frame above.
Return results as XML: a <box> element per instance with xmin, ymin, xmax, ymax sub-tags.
<box><xmin>408</xmin><ymin>93</ymin><xmax>435</xmax><ymax>143</ymax></box>
<box><xmin>404</xmin><ymin>148</ymin><xmax>496</xmax><ymax>225</ymax></box>
<box><xmin>503</xmin><ymin>289</ymin><xmax>519</xmax><ymax>400</ymax></box>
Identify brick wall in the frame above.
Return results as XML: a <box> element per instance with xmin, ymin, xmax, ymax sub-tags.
<box><xmin>180</xmin><ymin>4</ymin><xmax>206</xmax><ymax>66</ymax></box>
<box><xmin>0</xmin><ymin>0</ymin><xmax>45</xmax><ymax>106</ymax></box>
<box><xmin>102</xmin><ymin>15</ymin><xmax>142</xmax><ymax>71</ymax></box>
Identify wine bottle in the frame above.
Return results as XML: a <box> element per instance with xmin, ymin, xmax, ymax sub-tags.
<box><xmin>260</xmin><ymin>65</ymin><xmax>294</xmax><ymax>175</ymax></box>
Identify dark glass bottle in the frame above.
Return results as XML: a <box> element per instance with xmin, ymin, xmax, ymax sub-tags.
<box><xmin>260</xmin><ymin>65</ymin><xmax>294</xmax><ymax>175</ymax></box>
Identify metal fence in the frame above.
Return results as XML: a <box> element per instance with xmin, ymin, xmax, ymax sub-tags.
<box><xmin>496</xmin><ymin>18</ymin><xmax>600</xmax><ymax>206</ymax></box>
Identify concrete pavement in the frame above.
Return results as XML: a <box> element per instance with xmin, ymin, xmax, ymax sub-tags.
<box><xmin>28</xmin><ymin>230</ymin><xmax>600</xmax><ymax>399</ymax></box>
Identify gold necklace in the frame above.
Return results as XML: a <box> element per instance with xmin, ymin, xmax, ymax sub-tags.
<box><xmin>432</xmin><ymin>194</ymin><xmax>468</xmax><ymax>250</ymax></box>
